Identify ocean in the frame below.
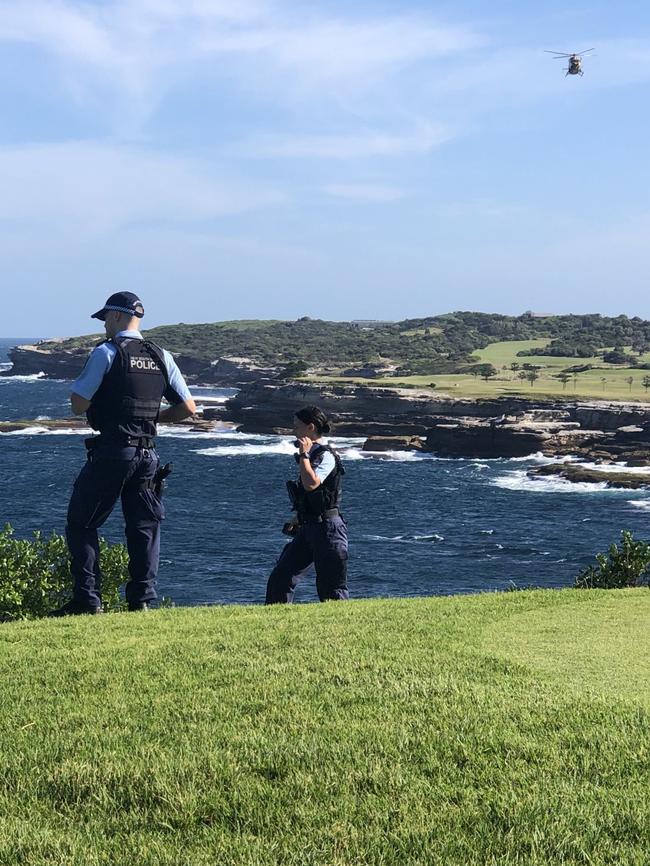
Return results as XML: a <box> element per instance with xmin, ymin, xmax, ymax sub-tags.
<box><xmin>2</xmin><ymin>337</ymin><xmax>649</xmax><ymax>606</ymax></box>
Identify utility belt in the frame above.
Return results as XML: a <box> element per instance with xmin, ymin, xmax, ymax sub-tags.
<box><xmin>286</xmin><ymin>480</ymin><xmax>340</xmax><ymax>524</ymax></box>
<box><xmin>84</xmin><ymin>436</ymin><xmax>173</xmax><ymax>497</ymax></box>
<box><xmin>298</xmin><ymin>508</ymin><xmax>340</xmax><ymax>524</ymax></box>
<box><xmin>85</xmin><ymin>434</ymin><xmax>156</xmax><ymax>452</ymax></box>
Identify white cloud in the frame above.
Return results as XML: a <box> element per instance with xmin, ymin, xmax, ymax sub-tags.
<box><xmin>437</xmin><ymin>200</ymin><xmax>528</xmax><ymax>219</ymax></box>
<box><xmin>245</xmin><ymin>123</ymin><xmax>450</xmax><ymax>159</ymax></box>
<box><xmin>0</xmin><ymin>2</ymin><xmax>114</xmax><ymax>64</ymax></box>
<box><xmin>0</xmin><ymin>141</ymin><xmax>284</xmax><ymax>232</ymax></box>
<box><xmin>322</xmin><ymin>184</ymin><xmax>406</xmax><ymax>203</ymax></box>
<box><xmin>0</xmin><ymin>1</ymin><xmax>479</xmax><ymax>113</ymax></box>
<box><xmin>199</xmin><ymin>15</ymin><xmax>479</xmax><ymax>87</ymax></box>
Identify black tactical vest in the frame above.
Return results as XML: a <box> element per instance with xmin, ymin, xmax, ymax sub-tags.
<box><xmin>292</xmin><ymin>444</ymin><xmax>344</xmax><ymax>517</ymax></box>
<box><xmin>86</xmin><ymin>336</ymin><xmax>169</xmax><ymax>440</ymax></box>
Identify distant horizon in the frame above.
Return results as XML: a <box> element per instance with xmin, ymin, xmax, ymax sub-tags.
<box><xmin>4</xmin><ymin>307</ymin><xmax>650</xmax><ymax>342</ymax></box>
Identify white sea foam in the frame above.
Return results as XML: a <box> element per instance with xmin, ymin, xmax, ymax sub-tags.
<box><xmin>194</xmin><ymin>396</ymin><xmax>229</xmax><ymax>405</ymax></box>
<box><xmin>157</xmin><ymin>425</ymin><xmax>242</xmax><ymax>440</ymax></box>
<box><xmin>572</xmin><ymin>460</ymin><xmax>650</xmax><ymax>476</ymax></box>
<box><xmin>0</xmin><ymin>425</ymin><xmax>88</xmax><ymax>436</ymax></box>
<box><xmin>337</xmin><ymin>448</ymin><xmax>364</xmax><ymax>461</ymax></box>
<box><xmin>364</xmin><ymin>533</ymin><xmax>444</xmax><ymax>543</ymax></box>
<box><xmin>192</xmin><ymin>433</ymin><xmax>432</xmax><ymax>462</ymax></box>
<box><xmin>491</xmin><ymin>469</ymin><xmax>613</xmax><ymax>494</ymax></box>
<box><xmin>456</xmin><ymin>452</ymin><xmax>552</xmax><ymax>465</ymax></box>
<box><xmin>359</xmin><ymin>449</ymin><xmax>438</xmax><ymax>462</ymax></box>
<box><xmin>507</xmin><ymin>452</ymin><xmax>553</xmax><ymax>464</ymax></box>
<box><xmin>627</xmin><ymin>500</ymin><xmax>650</xmax><ymax>511</ymax></box>
<box><xmin>195</xmin><ymin>440</ymin><xmax>296</xmax><ymax>458</ymax></box>
<box><xmin>0</xmin><ymin>372</ymin><xmax>46</xmax><ymax>383</ymax></box>
<box><xmin>331</xmin><ymin>436</ymin><xmax>366</xmax><ymax>448</ymax></box>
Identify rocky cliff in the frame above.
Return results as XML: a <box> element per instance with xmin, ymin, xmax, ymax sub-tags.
<box><xmin>4</xmin><ymin>343</ymin><xmax>278</xmax><ymax>385</ymax></box>
<box><xmin>221</xmin><ymin>382</ymin><xmax>557</xmax><ymax>434</ymax></box>
<box><xmin>222</xmin><ymin>382</ymin><xmax>650</xmax><ymax>464</ymax></box>
<box><xmin>6</xmin><ymin>344</ymin><xmax>89</xmax><ymax>378</ymax></box>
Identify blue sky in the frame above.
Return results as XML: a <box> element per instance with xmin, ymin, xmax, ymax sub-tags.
<box><xmin>1</xmin><ymin>0</ymin><xmax>649</xmax><ymax>335</ymax></box>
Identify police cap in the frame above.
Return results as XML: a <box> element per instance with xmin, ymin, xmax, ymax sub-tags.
<box><xmin>91</xmin><ymin>292</ymin><xmax>144</xmax><ymax>321</ymax></box>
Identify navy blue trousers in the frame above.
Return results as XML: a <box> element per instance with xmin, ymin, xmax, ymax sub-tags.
<box><xmin>266</xmin><ymin>516</ymin><xmax>349</xmax><ymax>604</ymax></box>
<box><xmin>66</xmin><ymin>444</ymin><xmax>164</xmax><ymax>608</ymax></box>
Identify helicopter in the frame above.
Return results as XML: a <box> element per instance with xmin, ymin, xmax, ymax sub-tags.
<box><xmin>544</xmin><ymin>48</ymin><xmax>595</xmax><ymax>77</ymax></box>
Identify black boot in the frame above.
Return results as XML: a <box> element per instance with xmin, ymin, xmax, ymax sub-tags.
<box><xmin>48</xmin><ymin>599</ymin><xmax>104</xmax><ymax>618</ymax></box>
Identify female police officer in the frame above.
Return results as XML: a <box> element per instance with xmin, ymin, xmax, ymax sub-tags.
<box><xmin>265</xmin><ymin>406</ymin><xmax>349</xmax><ymax>604</ymax></box>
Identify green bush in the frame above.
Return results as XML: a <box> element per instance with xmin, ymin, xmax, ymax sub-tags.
<box><xmin>0</xmin><ymin>524</ymin><xmax>129</xmax><ymax>620</ymax></box>
<box><xmin>575</xmin><ymin>530</ymin><xmax>650</xmax><ymax>589</ymax></box>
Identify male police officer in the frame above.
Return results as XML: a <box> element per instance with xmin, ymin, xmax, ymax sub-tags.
<box><xmin>49</xmin><ymin>292</ymin><xmax>196</xmax><ymax>616</ymax></box>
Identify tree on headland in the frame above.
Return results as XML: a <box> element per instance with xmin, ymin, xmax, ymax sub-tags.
<box><xmin>558</xmin><ymin>373</ymin><xmax>571</xmax><ymax>390</ymax></box>
<box><xmin>510</xmin><ymin>362</ymin><xmax>520</xmax><ymax>373</ymax></box>
<box><xmin>473</xmin><ymin>364</ymin><xmax>497</xmax><ymax>382</ymax></box>
<box><xmin>601</xmin><ymin>377</ymin><xmax>607</xmax><ymax>392</ymax></box>
<box><xmin>482</xmin><ymin>365</ymin><xmax>498</xmax><ymax>383</ymax></box>
<box><xmin>643</xmin><ymin>375</ymin><xmax>650</xmax><ymax>393</ymax></box>
<box><xmin>526</xmin><ymin>370</ymin><xmax>539</xmax><ymax>387</ymax></box>
<box><xmin>626</xmin><ymin>376</ymin><xmax>634</xmax><ymax>393</ymax></box>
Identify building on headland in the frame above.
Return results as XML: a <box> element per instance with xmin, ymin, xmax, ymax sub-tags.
<box><xmin>351</xmin><ymin>320</ymin><xmax>395</xmax><ymax>330</ymax></box>
<box><xmin>522</xmin><ymin>310</ymin><xmax>555</xmax><ymax>318</ymax></box>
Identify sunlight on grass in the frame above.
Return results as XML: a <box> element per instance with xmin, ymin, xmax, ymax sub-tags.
<box><xmin>315</xmin><ymin>339</ymin><xmax>650</xmax><ymax>401</ymax></box>
<box><xmin>0</xmin><ymin>591</ymin><xmax>648</xmax><ymax>865</ymax></box>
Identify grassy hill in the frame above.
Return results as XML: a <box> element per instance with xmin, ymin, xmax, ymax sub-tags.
<box><xmin>1</xmin><ymin>590</ymin><xmax>648</xmax><ymax>865</ymax></box>
<box><xmin>33</xmin><ymin>312</ymin><xmax>650</xmax><ymax>400</ymax></box>
<box><xmin>338</xmin><ymin>339</ymin><xmax>650</xmax><ymax>400</ymax></box>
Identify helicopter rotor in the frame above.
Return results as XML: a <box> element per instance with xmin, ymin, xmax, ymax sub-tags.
<box><xmin>544</xmin><ymin>48</ymin><xmax>595</xmax><ymax>58</ymax></box>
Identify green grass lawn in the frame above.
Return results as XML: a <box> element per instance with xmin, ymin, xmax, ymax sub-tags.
<box><xmin>1</xmin><ymin>590</ymin><xmax>648</xmax><ymax>865</ymax></box>
<box><xmin>318</xmin><ymin>340</ymin><xmax>650</xmax><ymax>401</ymax></box>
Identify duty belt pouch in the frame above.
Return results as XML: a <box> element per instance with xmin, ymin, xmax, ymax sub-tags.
<box><xmin>282</xmin><ymin>520</ymin><xmax>299</xmax><ymax>537</ymax></box>
<box><xmin>286</xmin><ymin>480</ymin><xmax>300</xmax><ymax>510</ymax></box>
<box><xmin>84</xmin><ymin>436</ymin><xmax>101</xmax><ymax>460</ymax></box>
<box><xmin>154</xmin><ymin>462</ymin><xmax>173</xmax><ymax>498</ymax></box>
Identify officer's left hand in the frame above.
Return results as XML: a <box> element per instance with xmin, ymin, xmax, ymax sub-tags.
<box><xmin>297</xmin><ymin>437</ymin><xmax>312</xmax><ymax>455</ymax></box>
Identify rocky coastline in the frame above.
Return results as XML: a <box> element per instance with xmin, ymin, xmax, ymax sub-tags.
<box><xmin>2</xmin><ymin>343</ymin><xmax>275</xmax><ymax>386</ymax></box>
<box><xmin>219</xmin><ymin>382</ymin><xmax>650</xmax><ymax>484</ymax></box>
<box><xmin>5</xmin><ymin>342</ymin><xmax>650</xmax><ymax>484</ymax></box>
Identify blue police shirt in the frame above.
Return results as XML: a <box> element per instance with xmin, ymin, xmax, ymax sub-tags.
<box><xmin>72</xmin><ymin>330</ymin><xmax>192</xmax><ymax>404</ymax></box>
<box><xmin>309</xmin><ymin>442</ymin><xmax>336</xmax><ymax>483</ymax></box>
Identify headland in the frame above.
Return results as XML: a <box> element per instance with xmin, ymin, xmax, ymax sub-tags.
<box><xmin>6</xmin><ymin>312</ymin><xmax>650</xmax><ymax>480</ymax></box>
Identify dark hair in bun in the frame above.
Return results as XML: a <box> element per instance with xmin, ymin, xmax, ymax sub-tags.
<box><xmin>295</xmin><ymin>405</ymin><xmax>332</xmax><ymax>436</ymax></box>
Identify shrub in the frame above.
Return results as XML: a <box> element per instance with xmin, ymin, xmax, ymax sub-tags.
<box><xmin>575</xmin><ymin>530</ymin><xmax>650</xmax><ymax>589</ymax></box>
<box><xmin>0</xmin><ymin>524</ymin><xmax>129</xmax><ymax>620</ymax></box>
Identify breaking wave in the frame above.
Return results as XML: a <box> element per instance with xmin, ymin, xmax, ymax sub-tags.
<box><xmin>192</xmin><ymin>435</ymin><xmax>438</xmax><ymax>462</ymax></box>
<box><xmin>364</xmin><ymin>533</ymin><xmax>445</xmax><ymax>544</ymax></box>
<box><xmin>0</xmin><ymin>425</ymin><xmax>88</xmax><ymax>436</ymax></box>
<box><xmin>195</xmin><ymin>439</ymin><xmax>296</xmax><ymax>458</ymax></box>
<box><xmin>359</xmin><ymin>449</ymin><xmax>439</xmax><ymax>462</ymax></box>
<box><xmin>492</xmin><ymin>469</ymin><xmax>613</xmax><ymax>494</ymax></box>
<box><xmin>0</xmin><ymin>372</ymin><xmax>46</xmax><ymax>382</ymax></box>
<box><xmin>628</xmin><ymin>500</ymin><xmax>650</xmax><ymax>511</ymax></box>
